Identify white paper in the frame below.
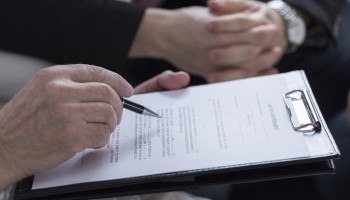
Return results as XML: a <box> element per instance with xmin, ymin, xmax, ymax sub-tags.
<box><xmin>32</xmin><ymin>74</ymin><xmax>311</xmax><ymax>189</ymax></box>
<box><xmin>280</xmin><ymin>71</ymin><xmax>339</xmax><ymax>156</ymax></box>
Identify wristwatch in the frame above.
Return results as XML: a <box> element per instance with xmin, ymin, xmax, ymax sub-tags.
<box><xmin>267</xmin><ymin>0</ymin><xmax>306</xmax><ymax>53</ymax></box>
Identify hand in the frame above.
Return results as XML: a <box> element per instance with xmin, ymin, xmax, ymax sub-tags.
<box><xmin>0</xmin><ymin>65</ymin><xmax>133</xmax><ymax>189</ymax></box>
<box><xmin>134</xmin><ymin>70</ymin><xmax>190</xmax><ymax>94</ymax></box>
<box><xmin>130</xmin><ymin>7</ymin><xmax>257</xmax><ymax>78</ymax></box>
<box><xmin>130</xmin><ymin>7</ymin><xmax>218</xmax><ymax>77</ymax></box>
<box><xmin>207</xmin><ymin>67</ymin><xmax>278</xmax><ymax>83</ymax></box>
<box><xmin>206</xmin><ymin>0</ymin><xmax>286</xmax><ymax>71</ymax></box>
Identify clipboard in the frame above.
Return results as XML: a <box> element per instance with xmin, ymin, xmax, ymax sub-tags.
<box><xmin>13</xmin><ymin>71</ymin><xmax>340</xmax><ymax>200</ymax></box>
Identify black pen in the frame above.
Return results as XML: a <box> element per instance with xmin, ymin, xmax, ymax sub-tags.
<box><xmin>120</xmin><ymin>97</ymin><xmax>161</xmax><ymax>118</ymax></box>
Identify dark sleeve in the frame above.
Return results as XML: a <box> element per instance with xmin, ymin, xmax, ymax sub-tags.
<box><xmin>283</xmin><ymin>0</ymin><xmax>347</xmax><ymax>43</ymax></box>
<box><xmin>0</xmin><ymin>0</ymin><xmax>146</xmax><ymax>69</ymax></box>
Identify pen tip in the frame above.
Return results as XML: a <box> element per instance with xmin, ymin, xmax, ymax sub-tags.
<box><xmin>143</xmin><ymin>108</ymin><xmax>161</xmax><ymax>118</ymax></box>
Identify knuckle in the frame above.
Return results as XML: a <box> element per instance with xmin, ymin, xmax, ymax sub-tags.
<box><xmin>47</xmin><ymin>81</ymin><xmax>70</xmax><ymax>94</ymax></box>
<box><xmin>82</xmin><ymin>64</ymin><xmax>106</xmax><ymax>79</ymax></box>
<box><xmin>45</xmin><ymin>82</ymin><xmax>74</xmax><ymax>102</ymax></box>
<box><xmin>35</xmin><ymin>67</ymin><xmax>55</xmax><ymax>81</ymax></box>
<box><xmin>263</xmin><ymin>8</ymin><xmax>271</xmax><ymax>19</ymax></box>
<box><xmin>98</xmin><ymin>83</ymin><xmax>114</xmax><ymax>101</ymax></box>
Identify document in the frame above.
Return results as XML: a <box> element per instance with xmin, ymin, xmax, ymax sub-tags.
<box><xmin>32</xmin><ymin>74</ymin><xmax>310</xmax><ymax>189</ymax></box>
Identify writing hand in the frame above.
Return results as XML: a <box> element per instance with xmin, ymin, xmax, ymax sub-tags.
<box><xmin>0</xmin><ymin>65</ymin><xmax>133</xmax><ymax>189</ymax></box>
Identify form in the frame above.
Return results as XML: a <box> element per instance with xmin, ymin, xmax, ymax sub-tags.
<box><xmin>32</xmin><ymin>74</ymin><xmax>310</xmax><ymax>189</ymax></box>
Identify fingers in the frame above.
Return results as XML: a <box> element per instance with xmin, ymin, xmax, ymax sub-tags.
<box><xmin>207</xmin><ymin>68</ymin><xmax>253</xmax><ymax>83</ymax></box>
<box><xmin>73</xmin><ymin>82</ymin><xmax>123</xmax><ymax>123</ymax></box>
<box><xmin>238</xmin><ymin>24</ymin><xmax>279</xmax><ymax>48</ymax></box>
<box><xmin>212</xmin><ymin>24</ymin><xmax>279</xmax><ymax>48</ymax></box>
<box><xmin>257</xmin><ymin>68</ymin><xmax>279</xmax><ymax>76</ymax></box>
<box><xmin>78</xmin><ymin>102</ymin><xmax>119</xmax><ymax>131</ymax></box>
<box><xmin>206</xmin><ymin>12</ymin><xmax>266</xmax><ymax>32</ymax></box>
<box><xmin>134</xmin><ymin>71</ymin><xmax>190</xmax><ymax>94</ymax></box>
<box><xmin>208</xmin><ymin>0</ymin><xmax>254</xmax><ymax>14</ymax></box>
<box><xmin>235</xmin><ymin>46</ymin><xmax>283</xmax><ymax>70</ymax></box>
<box><xmin>206</xmin><ymin>67</ymin><xmax>278</xmax><ymax>83</ymax></box>
<box><xmin>56</xmin><ymin>64</ymin><xmax>133</xmax><ymax>97</ymax></box>
<box><xmin>83</xmin><ymin>123</ymin><xmax>111</xmax><ymax>149</ymax></box>
<box><xmin>208</xmin><ymin>44</ymin><xmax>262</xmax><ymax>66</ymax></box>
<box><xmin>206</xmin><ymin>46</ymin><xmax>282</xmax><ymax>83</ymax></box>
<box><xmin>74</xmin><ymin>102</ymin><xmax>121</xmax><ymax>150</ymax></box>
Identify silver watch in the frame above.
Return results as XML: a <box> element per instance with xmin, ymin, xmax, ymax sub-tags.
<box><xmin>267</xmin><ymin>0</ymin><xmax>306</xmax><ymax>53</ymax></box>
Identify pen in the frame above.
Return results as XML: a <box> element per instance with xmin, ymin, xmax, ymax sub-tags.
<box><xmin>120</xmin><ymin>97</ymin><xmax>161</xmax><ymax>118</ymax></box>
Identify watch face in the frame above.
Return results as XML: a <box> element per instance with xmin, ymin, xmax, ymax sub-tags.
<box><xmin>288</xmin><ymin>15</ymin><xmax>306</xmax><ymax>45</ymax></box>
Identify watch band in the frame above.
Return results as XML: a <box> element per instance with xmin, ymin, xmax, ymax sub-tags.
<box><xmin>267</xmin><ymin>0</ymin><xmax>306</xmax><ymax>53</ymax></box>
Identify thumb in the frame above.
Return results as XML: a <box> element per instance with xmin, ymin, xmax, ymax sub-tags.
<box><xmin>134</xmin><ymin>71</ymin><xmax>190</xmax><ymax>94</ymax></box>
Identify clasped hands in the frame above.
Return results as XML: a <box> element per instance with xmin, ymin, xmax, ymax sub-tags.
<box><xmin>164</xmin><ymin>0</ymin><xmax>287</xmax><ymax>82</ymax></box>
